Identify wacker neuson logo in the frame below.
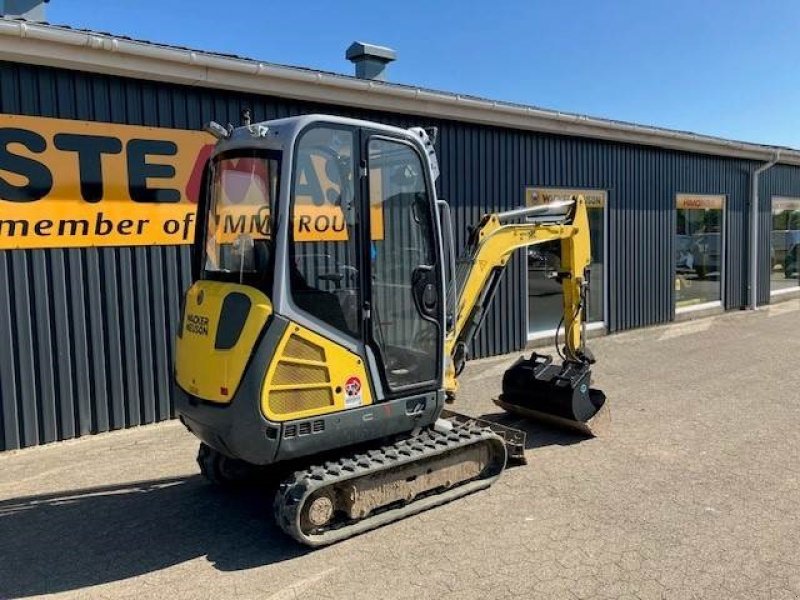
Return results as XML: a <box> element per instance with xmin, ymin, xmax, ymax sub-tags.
<box><xmin>185</xmin><ymin>314</ymin><xmax>210</xmax><ymax>336</ymax></box>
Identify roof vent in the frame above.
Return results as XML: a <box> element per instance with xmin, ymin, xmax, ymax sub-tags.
<box><xmin>346</xmin><ymin>41</ymin><xmax>396</xmax><ymax>81</ymax></box>
<box><xmin>0</xmin><ymin>0</ymin><xmax>48</xmax><ymax>21</ymax></box>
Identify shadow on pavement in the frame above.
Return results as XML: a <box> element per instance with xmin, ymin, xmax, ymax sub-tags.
<box><xmin>0</xmin><ymin>475</ymin><xmax>307</xmax><ymax>598</ymax></box>
<box><xmin>478</xmin><ymin>411</ymin><xmax>589</xmax><ymax>449</ymax></box>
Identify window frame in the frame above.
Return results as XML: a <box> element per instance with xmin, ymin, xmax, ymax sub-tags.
<box><xmin>673</xmin><ymin>193</ymin><xmax>727</xmax><ymax>313</ymax></box>
<box><xmin>769</xmin><ymin>196</ymin><xmax>800</xmax><ymax>295</ymax></box>
<box><xmin>286</xmin><ymin>122</ymin><xmax>365</xmax><ymax>342</ymax></box>
<box><xmin>197</xmin><ymin>148</ymin><xmax>282</xmax><ymax>293</ymax></box>
<box><xmin>363</xmin><ymin>132</ymin><xmax>444</xmax><ymax>396</ymax></box>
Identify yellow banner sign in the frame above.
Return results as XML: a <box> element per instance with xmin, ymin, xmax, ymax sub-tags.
<box><xmin>0</xmin><ymin>113</ymin><xmax>214</xmax><ymax>249</ymax></box>
<box><xmin>0</xmin><ymin>114</ymin><xmax>384</xmax><ymax>249</ymax></box>
<box><xmin>772</xmin><ymin>197</ymin><xmax>800</xmax><ymax>212</ymax></box>
<box><xmin>210</xmin><ymin>152</ymin><xmax>382</xmax><ymax>244</ymax></box>
<box><xmin>213</xmin><ymin>204</ymin><xmax>360</xmax><ymax>244</ymax></box>
<box><xmin>525</xmin><ymin>187</ymin><xmax>606</xmax><ymax>208</ymax></box>
<box><xmin>676</xmin><ymin>194</ymin><xmax>725</xmax><ymax>210</ymax></box>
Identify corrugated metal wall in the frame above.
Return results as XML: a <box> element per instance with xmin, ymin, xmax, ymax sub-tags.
<box><xmin>1</xmin><ymin>59</ymin><xmax>798</xmax><ymax>451</ymax></box>
<box><xmin>758</xmin><ymin>165</ymin><xmax>800</xmax><ymax>304</ymax></box>
<box><xmin>0</xmin><ymin>247</ymin><xmax>192</xmax><ymax>449</ymax></box>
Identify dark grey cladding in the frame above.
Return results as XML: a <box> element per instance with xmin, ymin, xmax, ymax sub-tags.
<box><xmin>0</xmin><ymin>60</ymin><xmax>797</xmax><ymax>450</ymax></box>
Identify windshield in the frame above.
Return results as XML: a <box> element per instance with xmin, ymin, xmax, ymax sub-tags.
<box><xmin>202</xmin><ymin>150</ymin><xmax>280</xmax><ymax>288</ymax></box>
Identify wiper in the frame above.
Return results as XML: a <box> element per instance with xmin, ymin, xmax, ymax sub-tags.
<box><xmin>232</xmin><ymin>234</ymin><xmax>255</xmax><ymax>284</ymax></box>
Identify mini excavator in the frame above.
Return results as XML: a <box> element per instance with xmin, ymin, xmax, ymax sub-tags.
<box><xmin>174</xmin><ymin>114</ymin><xmax>608</xmax><ymax>546</ymax></box>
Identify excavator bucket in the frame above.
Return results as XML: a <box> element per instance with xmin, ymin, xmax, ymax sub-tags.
<box><xmin>494</xmin><ymin>353</ymin><xmax>610</xmax><ymax>437</ymax></box>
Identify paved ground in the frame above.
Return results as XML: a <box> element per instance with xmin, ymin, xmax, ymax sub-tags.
<box><xmin>1</xmin><ymin>300</ymin><xmax>799</xmax><ymax>600</ymax></box>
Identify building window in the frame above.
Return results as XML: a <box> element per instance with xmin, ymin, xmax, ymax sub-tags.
<box><xmin>770</xmin><ymin>197</ymin><xmax>800</xmax><ymax>294</ymax></box>
<box><xmin>675</xmin><ymin>194</ymin><xmax>725</xmax><ymax>310</ymax></box>
<box><xmin>525</xmin><ymin>188</ymin><xmax>606</xmax><ymax>338</ymax></box>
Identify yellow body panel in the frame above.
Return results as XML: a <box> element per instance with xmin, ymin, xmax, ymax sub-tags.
<box><xmin>262</xmin><ymin>323</ymin><xmax>373</xmax><ymax>422</ymax></box>
<box><xmin>175</xmin><ymin>281</ymin><xmax>272</xmax><ymax>403</ymax></box>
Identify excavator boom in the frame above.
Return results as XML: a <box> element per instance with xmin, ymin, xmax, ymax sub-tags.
<box><xmin>446</xmin><ymin>199</ymin><xmax>589</xmax><ymax>383</ymax></box>
<box><xmin>443</xmin><ymin>197</ymin><xmax>608</xmax><ymax>435</ymax></box>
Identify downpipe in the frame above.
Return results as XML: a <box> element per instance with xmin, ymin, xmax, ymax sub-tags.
<box><xmin>749</xmin><ymin>152</ymin><xmax>781</xmax><ymax>309</ymax></box>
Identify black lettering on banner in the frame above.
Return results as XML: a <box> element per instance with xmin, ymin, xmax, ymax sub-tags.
<box><xmin>315</xmin><ymin>215</ymin><xmax>330</xmax><ymax>232</ymax></box>
<box><xmin>298</xmin><ymin>214</ymin><xmax>312</xmax><ymax>232</ymax></box>
<box><xmin>0</xmin><ymin>219</ymin><xmax>29</xmax><ymax>236</ymax></box>
<box><xmin>163</xmin><ymin>219</ymin><xmax>180</xmax><ymax>235</ymax></box>
<box><xmin>58</xmin><ymin>219</ymin><xmax>89</xmax><ymax>236</ymax></box>
<box><xmin>224</xmin><ymin>214</ymin><xmax>245</xmax><ymax>235</ymax></box>
<box><xmin>117</xmin><ymin>219</ymin><xmax>134</xmax><ymax>235</ymax></box>
<box><xmin>331</xmin><ymin>214</ymin><xmax>345</xmax><ymax>232</ymax></box>
<box><xmin>53</xmin><ymin>134</ymin><xmax>122</xmax><ymax>203</ymax></box>
<box><xmin>248</xmin><ymin>215</ymin><xmax>263</xmax><ymax>236</ymax></box>
<box><xmin>95</xmin><ymin>212</ymin><xmax>114</xmax><ymax>235</ymax></box>
<box><xmin>0</xmin><ymin>128</ymin><xmax>53</xmax><ymax>202</ymax></box>
<box><xmin>127</xmin><ymin>139</ymin><xmax>181</xmax><ymax>203</ymax></box>
<box><xmin>180</xmin><ymin>212</ymin><xmax>194</xmax><ymax>240</ymax></box>
<box><xmin>256</xmin><ymin>206</ymin><xmax>271</xmax><ymax>236</ymax></box>
<box><xmin>34</xmin><ymin>220</ymin><xmax>53</xmax><ymax>236</ymax></box>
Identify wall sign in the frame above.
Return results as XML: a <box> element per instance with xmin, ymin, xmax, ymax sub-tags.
<box><xmin>772</xmin><ymin>197</ymin><xmax>800</xmax><ymax>212</ymax></box>
<box><xmin>525</xmin><ymin>187</ymin><xmax>606</xmax><ymax>208</ymax></box>
<box><xmin>0</xmin><ymin>113</ymin><xmax>214</xmax><ymax>249</ymax></box>
<box><xmin>0</xmin><ymin>114</ymin><xmax>382</xmax><ymax>249</ymax></box>
<box><xmin>676</xmin><ymin>194</ymin><xmax>725</xmax><ymax>210</ymax></box>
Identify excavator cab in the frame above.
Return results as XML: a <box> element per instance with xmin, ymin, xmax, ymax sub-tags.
<box><xmin>176</xmin><ymin>116</ymin><xmax>449</xmax><ymax>464</ymax></box>
<box><xmin>174</xmin><ymin>113</ymin><xmax>606</xmax><ymax>546</ymax></box>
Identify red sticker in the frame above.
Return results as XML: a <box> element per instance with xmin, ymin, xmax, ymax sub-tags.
<box><xmin>345</xmin><ymin>376</ymin><xmax>361</xmax><ymax>397</ymax></box>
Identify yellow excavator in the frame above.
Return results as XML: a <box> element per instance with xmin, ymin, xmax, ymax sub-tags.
<box><xmin>174</xmin><ymin>113</ymin><xmax>607</xmax><ymax>546</ymax></box>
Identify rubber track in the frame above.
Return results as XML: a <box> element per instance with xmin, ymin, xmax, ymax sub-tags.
<box><xmin>273</xmin><ymin>424</ymin><xmax>507</xmax><ymax>547</ymax></box>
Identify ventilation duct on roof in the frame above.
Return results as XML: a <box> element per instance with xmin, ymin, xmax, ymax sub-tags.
<box><xmin>346</xmin><ymin>41</ymin><xmax>396</xmax><ymax>81</ymax></box>
<box><xmin>0</xmin><ymin>0</ymin><xmax>48</xmax><ymax>22</ymax></box>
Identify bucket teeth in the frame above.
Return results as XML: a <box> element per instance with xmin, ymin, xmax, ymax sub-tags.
<box><xmin>494</xmin><ymin>396</ymin><xmax>611</xmax><ymax>437</ymax></box>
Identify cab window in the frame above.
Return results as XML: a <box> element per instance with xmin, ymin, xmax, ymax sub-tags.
<box><xmin>289</xmin><ymin>127</ymin><xmax>361</xmax><ymax>338</ymax></box>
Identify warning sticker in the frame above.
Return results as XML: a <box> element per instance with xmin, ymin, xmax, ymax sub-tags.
<box><xmin>344</xmin><ymin>375</ymin><xmax>363</xmax><ymax>408</ymax></box>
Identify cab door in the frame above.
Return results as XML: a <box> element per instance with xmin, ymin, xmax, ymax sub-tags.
<box><xmin>363</xmin><ymin>134</ymin><xmax>443</xmax><ymax>393</ymax></box>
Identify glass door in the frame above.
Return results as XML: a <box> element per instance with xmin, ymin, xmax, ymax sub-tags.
<box><xmin>674</xmin><ymin>194</ymin><xmax>725</xmax><ymax>310</ymax></box>
<box><xmin>365</xmin><ymin>135</ymin><xmax>441</xmax><ymax>392</ymax></box>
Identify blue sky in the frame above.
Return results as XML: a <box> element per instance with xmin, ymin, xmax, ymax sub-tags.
<box><xmin>49</xmin><ymin>0</ymin><xmax>800</xmax><ymax>148</ymax></box>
